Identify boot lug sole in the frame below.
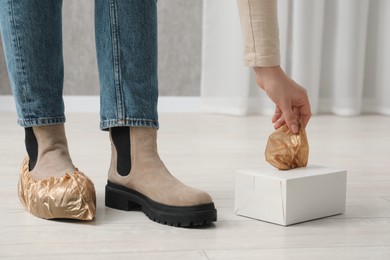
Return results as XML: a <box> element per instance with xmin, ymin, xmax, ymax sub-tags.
<box><xmin>105</xmin><ymin>180</ymin><xmax>217</xmax><ymax>228</ymax></box>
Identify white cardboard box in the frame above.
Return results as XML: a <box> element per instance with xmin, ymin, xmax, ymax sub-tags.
<box><xmin>234</xmin><ymin>165</ymin><xmax>347</xmax><ymax>226</ymax></box>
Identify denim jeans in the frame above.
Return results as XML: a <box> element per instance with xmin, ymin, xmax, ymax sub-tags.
<box><xmin>0</xmin><ymin>0</ymin><xmax>159</xmax><ymax>130</ymax></box>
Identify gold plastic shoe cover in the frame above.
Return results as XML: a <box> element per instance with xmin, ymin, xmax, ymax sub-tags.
<box><xmin>18</xmin><ymin>157</ymin><xmax>96</xmax><ymax>220</ymax></box>
<box><xmin>265</xmin><ymin>124</ymin><xmax>309</xmax><ymax>170</ymax></box>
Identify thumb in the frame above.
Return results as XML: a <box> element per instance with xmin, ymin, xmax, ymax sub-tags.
<box><xmin>281</xmin><ymin>103</ymin><xmax>299</xmax><ymax>134</ymax></box>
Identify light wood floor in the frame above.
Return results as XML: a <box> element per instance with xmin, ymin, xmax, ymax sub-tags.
<box><xmin>1</xmin><ymin>112</ymin><xmax>390</xmax><ymax>260</ymax></box>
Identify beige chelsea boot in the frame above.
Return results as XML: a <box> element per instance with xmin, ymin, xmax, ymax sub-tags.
<box><xmin>106</xmin><ymin>127</ymin><xmax>217</xmax><ymax>227</ymax></box>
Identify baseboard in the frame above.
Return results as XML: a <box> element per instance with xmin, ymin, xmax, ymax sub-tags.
<box><xmin>2</xmin><ymin>95</ymin><xmax>389</xmax><ymax>115</ymax></box>
<box><xmin>0</xmin><ymin>96</ymin><xmax>202</xmax><ymax>113</ymax></box>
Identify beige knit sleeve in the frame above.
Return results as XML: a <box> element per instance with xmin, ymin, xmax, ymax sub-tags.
<box><xmin>236</xmin><ymin>0</ymin><xmax>280</xmax><ymax>67</ymax></box>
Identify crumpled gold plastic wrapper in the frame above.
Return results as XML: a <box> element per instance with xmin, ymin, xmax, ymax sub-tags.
<box><xmin>18</xmin><ymin>157</ymin><xmax>96</xmax><ymax>220</ymax></box>
<box><xmin>265</xmin><ymin>124</ymin><xmax>309</xmax><ymax>170</ymax></box>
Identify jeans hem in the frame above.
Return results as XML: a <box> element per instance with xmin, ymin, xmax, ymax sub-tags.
<box><xmin>17</xmin><ymin>116</ymin><xmax>66</xmax><ymax>128</ymax></box>
<box><xmin>100</xmin><ymin>118</ymin><xmax>159</xmax><ymax>131</ymax></box>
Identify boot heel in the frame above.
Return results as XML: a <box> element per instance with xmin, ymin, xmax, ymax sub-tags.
<box><xmin>105</xmin><ymin>185</ymin><xmax>139</xmax><ymax>211</ymax></box>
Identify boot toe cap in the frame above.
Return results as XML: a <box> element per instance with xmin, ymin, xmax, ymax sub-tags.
<box><xmin>172</xmin><ymin>185</ymin><xmax>214</xmax><ymax>206</ymax></box>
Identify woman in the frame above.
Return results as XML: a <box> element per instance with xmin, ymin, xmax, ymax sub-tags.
<box><xmin>0</xmin><ymin>0</ymin><xmax>310</xmax><ymax>227</ymax></box>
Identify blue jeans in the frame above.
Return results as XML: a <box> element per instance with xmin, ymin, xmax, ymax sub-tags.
<box><xmin>0</xmin><ymin>0</ymin><xmax>159</xmax><ymax>130</ymax></box>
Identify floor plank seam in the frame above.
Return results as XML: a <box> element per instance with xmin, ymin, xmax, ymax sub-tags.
<box><xmin>382</xmin><ymin>197</ymin><xmax>390</xmax><ymax>202</ymax></box>
<box><xmin>202</xmin><ymin>250</ymin><xmax>211</xmax><ymax>260</ymax></box>
<box><xmin>202</xmin><ymin>244</ymin><xmax>390</xmax><ymax>252</ymax></box>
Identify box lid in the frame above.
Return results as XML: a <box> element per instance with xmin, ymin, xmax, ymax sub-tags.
<box><xmin>237</xmin><ymin>165</ymin><xmax>346</xmax><ymax>181</ymax></box>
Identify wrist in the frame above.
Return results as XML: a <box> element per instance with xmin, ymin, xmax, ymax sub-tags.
<box><xmin>253</xmin><ymin>65</ymin><xmax>283</xmax><ymax>90</ymax></box>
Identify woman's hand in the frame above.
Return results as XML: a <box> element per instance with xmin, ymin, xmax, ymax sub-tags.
<box><xmin>254</xmin><ymin>66</ymin><xmax>311</xmax><ymax>133</ymax></box>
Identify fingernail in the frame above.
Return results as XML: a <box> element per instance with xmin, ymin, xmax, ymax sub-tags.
<box><xmin>291</xmin><ymin>124</ymin><xmax>299</xmax><ymax>134</ymax></box>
